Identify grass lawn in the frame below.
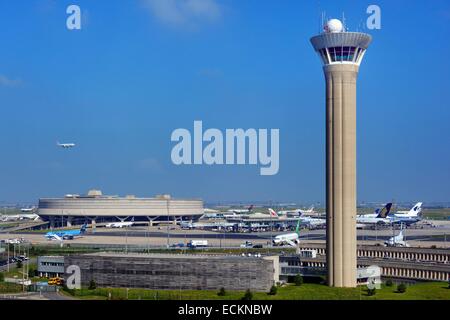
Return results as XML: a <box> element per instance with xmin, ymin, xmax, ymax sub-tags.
<box><xmin>64</xmin><ymin>282</ymin><xmax>450</xmax><ymax>300</ymax></box>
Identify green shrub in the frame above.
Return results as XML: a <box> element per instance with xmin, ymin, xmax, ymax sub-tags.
<box><xmin>385</xmin><ymin>278</ymin><xmax>393</xmax><ymax>287</ymax></box>
<box><xmin>0</xmin><ymin>272</ymin><xmax>4</xmax><ymax>283</ymax></box>
<box><xmin>88</xmin><ymin>279</ymin><xmax>96</xmax><ymax>290</ymax></box>
<box><xmin>294</xmin><ymin>274</ymin><xmax>303</xmax><ymax>286</ymax></box>
<box><xmin>217</xmin><ymin>287</ymin><xmax>226</xmax><ymax>296</ymax></box>
<box><xmin>241</xmin><ymin>289</ymin><xmax>253</xmax><ymax>300</ymax></box>
<box><xmin>397</xmin><ymin>283</ymin><xmax>407</xmax><ymax>293</ymax></box>
<box><xmin>367</xmin><ymin>288</ymin><xmax>376</xmax><ymax>296</ymax></box>
<box><xmin>268</xmin><ymin>285</ymin><xmax>277</xmax><ymax>295</ymax></box>
<box><xmin>16</xmin><ymin>260</ymin><xmax>22</xmax><ymax>269</ymax></box>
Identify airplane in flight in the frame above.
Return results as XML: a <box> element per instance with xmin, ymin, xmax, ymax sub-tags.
<box><xmin>57</xmin><ymin>141</ymin><xmax>76</xmax><ymax>148</ymax></box>
<box><xmin>356</xmin><ymin>203</ymin><xmax>393</xmax><ymax>226</ymax></box>
<box><xmin>105</xmin><ymin>218</ymin><xmax>134</xmax><ymax>228</ymax></box>
<box><xmin>388</xmin><ymin>202</ymin><xmax>423</xmax><ymax>225</ymax></box>
<box><xmin>272</xmin><ymin>219</ymin><xmax>301</xmax><ymax>247</ymax></box>
<box><xmin>45</xmin><ymin>223</ymin><xmax>87</xmax><ymax>241</ymax></box>
<box><xmin>384</xmin><ymin>225</ymin><xmax>409</xmax><ymax>247</ymax></box>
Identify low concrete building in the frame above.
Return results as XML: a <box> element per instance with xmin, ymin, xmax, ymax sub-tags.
<box><xmin>65</xmin><ymin>253</ymin><xmax>278</xmax><ymax>292</ymax></box>
<box><xmin>37</xmin><ymin>256</ymin><xmax>65</xmax><ymax>278</ymax></box>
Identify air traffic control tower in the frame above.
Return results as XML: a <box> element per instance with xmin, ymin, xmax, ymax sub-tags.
<box><xmin>311</xmin><ymin>19</ymin><xmax>372</xmax><ymax>287</ymax></box>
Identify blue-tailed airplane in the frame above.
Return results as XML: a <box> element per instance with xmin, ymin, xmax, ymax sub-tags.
<box><xmin>45</xmin><ymin>223</ymin><xmax>87</xmax><ymax>241</ymax></box>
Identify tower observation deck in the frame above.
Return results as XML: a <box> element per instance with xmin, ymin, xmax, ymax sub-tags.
<box><xmin>310</xmin><ymin>19</ymin><xmax>372</xmax><ymax>287</ymax></box>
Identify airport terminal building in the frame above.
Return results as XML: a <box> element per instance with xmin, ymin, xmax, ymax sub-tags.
<box><xmin>38</xmin><ymin>190</ymin><xmax>204</xmax><ymax>227</ymax></box>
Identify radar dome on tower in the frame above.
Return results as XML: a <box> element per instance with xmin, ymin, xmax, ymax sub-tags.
<box><xmin>324</xmin><ymin>19</ymin><xmax>344</xmax><ymax>33</ymax></box>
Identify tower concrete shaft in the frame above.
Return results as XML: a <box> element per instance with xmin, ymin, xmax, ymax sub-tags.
<box><xmin>311</xmin><ymin>24</ymin><xmax>372</xmax><ymax>287</ymax></box>
<box><xmin>325</xmin><ymin>64</ymin><xmax>358</xmax><ymax>287</ymax></box>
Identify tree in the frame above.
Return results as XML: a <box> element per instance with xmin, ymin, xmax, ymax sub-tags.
<box><xmin>268</xmin><ymin>285</ymin><xmax>277</xmax><ymax>296</ymax></box>
<box><xmin>385</xmin><ymin>278</ymin><xmax>393</xmax><ymax>287</ymax></box>
<box><xmin>88</xmin><ymin>279</ymin><xmax>96</xmax><ymax>290</ymax></box>
<box><xmin>294</xmin><ymin>274</ymin><xmax>303</xmax><ymax>286</ymax></box>
<box><xmin>16</xmin><ymin>260</ymin><xmax>22</xmax><ymax>269</ymax></box>
<box><xmin>0</xmin><ymin>272</ymin><xmax>4</xmax><ymax>282</ymax></box>
<box><xmin>397</xmin><ymin>283</ymin><xmax>407</xmax><ymax>293</ymax></box>
<box><xmin>241</xmin><ymin>289</ymin><xmax>253</xmax><ymax>300</ymax></box>
<box><xmin>217</xmin><ymin>287</ymin><xmax>226</xmax><ymax>296</ymax></box>
<box><xmin>28</xmin><ymin>268</ymin><xmax>37</xmax><ymax>278</ymax></box>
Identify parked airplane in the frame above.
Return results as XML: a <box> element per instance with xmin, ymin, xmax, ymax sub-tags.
<box><xmin>0</xmin><ymin>213</ymin><xmax>40</xmax><ymax>221</ymax></box>
<box><xmin>228</xmin><ymin>205</ymin><xmax>254</xmax><ymax>214</ymax></box>
<box><xmin>384</xmin><ymin>225</ymin><xmax>409</xmax><ymax>247</ymax></box>
<box><xmin>45</xmin><ymin>223</ymin><xmax>87</xmax><ymax>241</ymax></box>
<box><xmin>267</xmin><ymin>208</ymin><xmax>325</xmax><ymax>228</ymax></box>
<box><xmin>299</xmin><ymin>206</ymin><xmax>316</xmax><ymax>215</ymax></box>
<box><xmin>105</xmin><ymin>218</ymin><xmax>134</xmax><ymax>228</ymax></box>
<box><xmin>276</xmin><ymin>206</ymin><xmax>315</xmax><ymax>217</ymax></box>
<box><xmin>356</xmin><ymin>203</ymin><xmax>392</xmax><ymax>226</ymax></box>
<box><xmin>389</xmin><ymin>202</ymin><xmax>423</xmax><ymax>225</ymax></box>
<box><xmin>273</xmin><ymin>219</ymin><xmax>301</xmax><ymax>247</ymax></box>
<box><xmin>57</xmin><ymin>141</ymin><xmax>76</xmax><ymax>148</ymax></box>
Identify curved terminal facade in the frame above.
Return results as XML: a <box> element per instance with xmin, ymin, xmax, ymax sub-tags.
<box><xmin>38</xmin><ymin>190</ymin><xmax>204</xmax><ymax>227</ymax></box>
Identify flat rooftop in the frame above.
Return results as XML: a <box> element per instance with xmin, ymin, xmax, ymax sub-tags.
<box><xmin>79</xmin><ymin>252</ymin><xmax>271</xmax><ymax>260</ymax></box>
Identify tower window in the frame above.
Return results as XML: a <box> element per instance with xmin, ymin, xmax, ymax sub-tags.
<box><xmin>327</xmin><ymin>46</ymin><xmax>356</xmax><ymax>62</ymax></box>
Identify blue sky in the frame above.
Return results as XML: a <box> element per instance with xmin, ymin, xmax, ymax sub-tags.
<box><xmin>0</xmin><ymin>0</ymin><xmax>449</xmax><ymax>204</ymax></box>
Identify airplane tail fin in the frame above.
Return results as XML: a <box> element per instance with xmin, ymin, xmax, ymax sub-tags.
<box><xmin>80</xmin><ymin>223</ymin><xmax>87</xmax><ymax>233</ymax></box>
<box><xmin>295</xmin><ymin>219</ymin><xmax>301</xmax><ymax>235</ymax></box>
<box><xmin>376</xmin><ymin>203</ymin><xmax>393</xmax><ymax>218</ymax></box>
<box><xmin>247</xmin><ymin>205</ymin><xmax>254</xmax><ymax>212</ymax></box>
<box><xmin>408</xmin><ymin>202</ymin><xmax>423</xmax><ymax>216</ymax></box>
<box><xmin>268</xmin><ymin>208</ymin><xmax>278</xmax><ymax>218</ymax></box>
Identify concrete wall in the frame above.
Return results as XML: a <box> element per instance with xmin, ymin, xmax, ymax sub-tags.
<box><xmin>65</xmin><ymin>253</ymin><xmax>277</xmax><ymax>292</ymax></box>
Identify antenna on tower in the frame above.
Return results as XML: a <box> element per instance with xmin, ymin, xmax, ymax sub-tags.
<box><xmin>342</xmin><ymin>12</ymin><xmax>346</xmax><ymax>32</ymax></box>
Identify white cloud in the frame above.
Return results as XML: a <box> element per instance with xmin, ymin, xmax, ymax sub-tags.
<box><xmin>0</xmin><ymin>75</ymin><xmax>21</xmax><ymax>87</ymax></box>
<box><xmin>141</xmin><ymin>0</ymin><xmax>222</xmax><ymax>28</ymax></box>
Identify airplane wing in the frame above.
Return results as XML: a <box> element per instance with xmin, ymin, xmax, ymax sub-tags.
<box><xmin>47</xmin><ymin>234</ymin><xmax>63</xmax><ymax>241</ymax></box>
<box><xmin>286</xmin><ymin>239</ymin><xmax>297</xmax><ymax>247</ymax></box>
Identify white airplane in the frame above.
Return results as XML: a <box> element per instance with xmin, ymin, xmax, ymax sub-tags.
<box><xmin>356</xmin><ymin>203</ymin><xmax>392</xmax><ymax>226</ymax></box>
<box><xmin>0</xmin><ymin>213</ymin><xmax>40</xmax><ymax>221</ymax></box>
<box><xmin>276</xmin><ymin>206</ymin><xmax>315</xmax><ymax>217</ymax></box>
<box><xmin>228</xmin><ymin>205</ymin><xmax>254</xmax><ymax>214</ymax></box>
<box><xmin>273</xmin><ymin>219</ymin><xmax>301</xmax><ymax>247</ymax></box>
<box><xmin>244</xmin><ymin>209</ymin><xmax>279</xmax><ymax>219</ymax></box>
<box><xmin>105</xmin><ymin>218</ymin><xmax>134</xmax><ymax>228</ymax></box>
<box><xmin>57</xmin><ymin>141</ymin><xmax>76</xmax><ymax>148</ymax></box>
<box><xmin>384</xmin><ymin>225</ymin><xmax>409</xmax><ymax>247</ymax></box>
<box><xmin>299</xmin><ymin>206</ymin><xmax>316</xmax><ymax>216</ymax></box>
<box><xmin>269</xmin><ymin>208</ymin><xmax>325</xmax><ymax>228</ymax></box>
<box><xmin>388</xmin><ymin>202</ymin><xmax>423</xmax><ymax>225</ymax></box>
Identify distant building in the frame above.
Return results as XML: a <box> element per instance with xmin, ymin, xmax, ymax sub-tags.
<box><xmin>38</xmin><ymin>189</ymin><xmax>203</xmax><ymax>227</ymax></box>
<box><xmin>65</xmin><ymin>253</ymin><xmax>278</xmax><ymax>292</ymax></box>
<box><xmin>37</xmin><ymin>256</ymin><xmax>65</xmax><ymax>278</ymax></box>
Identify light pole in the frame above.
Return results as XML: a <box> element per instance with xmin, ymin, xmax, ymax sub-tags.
<box><xmin>166</xmin><ymin>198</ymin><xmax>170</xmax><ymax>249</ymax></box>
